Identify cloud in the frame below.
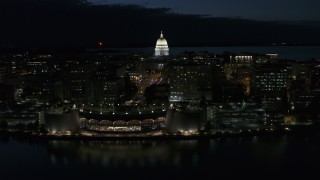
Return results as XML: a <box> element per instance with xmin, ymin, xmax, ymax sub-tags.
<box><xmin>0</xmin><ymin>0</ymin><xmax>319</xmax><ymax>48</ymax></box>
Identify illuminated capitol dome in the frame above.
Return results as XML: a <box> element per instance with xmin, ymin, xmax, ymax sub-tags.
<box><xmin>155</xmin><ymin>31</ymin><xmax>169</xmax><ymax>56</ymax></box>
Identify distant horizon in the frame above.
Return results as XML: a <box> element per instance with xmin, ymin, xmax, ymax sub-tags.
<box><xmin>3</xmin><ymin>42</ymin><xmax>320</xmax><ymax>51</ymax></box>
<box><xmin>1</xmin><ymin>1</ymin><xmax>320</xmax><ymax>49</ymax></box>
<box><xmin>1</xmin><ymin>46</ymin><xmax>320</xmax><ymax>61</ymax></box>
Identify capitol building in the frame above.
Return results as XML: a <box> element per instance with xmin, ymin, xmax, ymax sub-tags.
<box><xmin>155</xmin><ymin>31</ymin><xmax>169</xmax><ymax>56</ymax></box>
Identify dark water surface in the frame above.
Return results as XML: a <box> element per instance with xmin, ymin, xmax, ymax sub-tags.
<box><xmin>114</xmin><ymin>46</ymin><xmax>320</xmax><ymax>60</ymax></box>
<box><xmin>1</xmin><ymin>135</ymin><xmax>320</xmax><ymax>179</ymax></box>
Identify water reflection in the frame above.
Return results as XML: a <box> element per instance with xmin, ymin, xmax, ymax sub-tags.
<box><xmin>1</xmin><ymin>136</ymin><xmax>320</xmax><ymax>179</ymax></box>
<box><xmin>45</xmin><ymin>136</ymin><xmax>295</xmax><ymax>174</ymax></box>
<box><xmin>47</xmin><ymin>140</ymin><xmax>200</xmax><ymax>168</ymax></box>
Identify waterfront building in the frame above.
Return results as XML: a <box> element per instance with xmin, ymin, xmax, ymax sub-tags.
<box><xmin>45</xmin><ymin>108</ymin><xmax>80</xmax><ymax>134</ymax></box>
<box><xmin>166</xmin><ymin>102</ymin><xmax>207</xmax><ymax>133</ymax></box>
<box><xmin>81</xmin><ymin>115</ymin><xmax>165</xmax><ymax>133</ymax></box>
<box><xmin>207</xmin><ymin>102</ymin><xmax>265</xmax><ymax>130</ymax></box>
<box><xmin>0</xmin><ymin>103</ymin><xmax>42</xmax><ymax>127</ymax></box>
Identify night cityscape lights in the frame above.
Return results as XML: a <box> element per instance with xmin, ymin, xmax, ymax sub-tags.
<box><xmin>1</xmin><ymin>1</ymin><xmax>320</xmax><ymax>179</ymax></box>
<box><xmin>0</xmin><ymin>31</ymin><xmax>319</xmax><ymax>137</ymax></box>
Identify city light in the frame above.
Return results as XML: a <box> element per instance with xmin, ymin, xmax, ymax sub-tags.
<box><xmin>0</xmin><ymin>1</ymin><xmax>319</xmax><ymax>178</ymax></box>
<box><xmin>0</xmin><ymin>12</ymin><xmax>317</xmax><ymax>159</ymax></box>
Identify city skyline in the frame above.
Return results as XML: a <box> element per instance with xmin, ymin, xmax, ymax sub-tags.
<box><xmin>1</xmin><ymin>1</ymin><xmax>320</xmax><ymax>179</ymax></box>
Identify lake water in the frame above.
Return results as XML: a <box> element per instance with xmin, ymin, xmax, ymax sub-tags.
<box><xmin>1</xmin><ymin>135</ymin><xmax>319</xmax><ymax>179</ymax></box>
<box><xmin>114</xmin><ymin>46</ymin><xmax>320</xmax><ymax>60</ymax></box>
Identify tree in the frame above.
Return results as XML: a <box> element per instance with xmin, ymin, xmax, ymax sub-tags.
<box><xmin>0</xmin><ymin>120</ymin><xmax>8</xmax><ymax>130</ymax></box>
<box><xmin>15</xmin><ymin>123</ymin><xmax>25</xmax><ymax>131</ymax></box>
<box><xmin>144</xmin><ymin>86</ymin><xmax>155</xmax><ymax>104</ymax></box>
<box><xmin>307</xmin><ymin>94</ymin><xmax>320</xmax><ymax>121</ymax></box>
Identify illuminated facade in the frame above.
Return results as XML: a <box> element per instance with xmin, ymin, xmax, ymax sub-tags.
<box><xmin>230</xmin><ymin>55</ymin><xmax>253</xmax><ymax>69</ymax></box>
<box><xmin>251</xmin><ymin>64</ymin><xmax>289</xmax><ymax>109</ymax></box>
<box><xmin>225</xmin><ymin>55</ymin><xmax>254</xmax><ymax>95</ymax></box>
<box><xmin>255</xmin><ymin>54</ymin><xmax>278</xmax><ymax>64</ymax></box>
<box><xmin>166</xmin><ymin>103</ymin><xmax>206</xmax><ymax>133</ymax></box>
<box><xmin>82</xmin><ymin>117</ymin><xmax>165</xmax><ymax>132</ymax></box>
<box><xmin>155</xmin><ymin>31</ymin><xmax>169</xmax><ymax>56</ymax></box>
<box><xmin>168</xmin><ymin>64</ymin><xmax>212</xmax><ymax>102</ymax></box>
<box><xmin>45</xmin><ymin>109</ymin><xmax>80</xmax><ymax>134</ymax></box>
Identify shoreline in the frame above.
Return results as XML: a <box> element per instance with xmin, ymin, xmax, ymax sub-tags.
<box><xmin>1</xmin><ymin>125</ymin><xmax>319</xmax><ymax>141</ymax></box>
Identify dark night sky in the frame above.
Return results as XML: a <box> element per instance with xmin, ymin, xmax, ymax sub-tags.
<box><xmin>0</xmin><ymin>0</ymin><xmax>320</xmax><ymax>49</ymax></box>
<box><xmin>91</xmin><ymin>0</ymin><xmax>320</xmax><ymax>21</ymax></box>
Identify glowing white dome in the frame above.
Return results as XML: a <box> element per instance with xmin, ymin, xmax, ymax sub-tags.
<box><xmin>156</xmin><ymin>33</ymin><xmax>168</xmax><ymax>46</ymax></box>
<box><xmin>155</xmin><ymin>31</ymin><xmax>169</xmax><ymax>56</ymax></box>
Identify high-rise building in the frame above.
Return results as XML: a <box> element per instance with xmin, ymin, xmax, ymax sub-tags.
<box><xmin>92</xmin><ymin>64</ymin><xmax>124</xmax><ymax>105</ymax></box>
<box><xmin>155</xmin><ymin>31</ymin><xmax>169</xmax><ymax>56</ymax></box>
<box><xmin>63</xmin><ymin>60</ymin><xmax>95</xmax><ymax>103</ymax></box>
<box><xmin>230</xmin><ymin>55</ymin><xmax>253</xmax><ymax>69</ymax></box>
<box><xmin>0</xmin><ymin>66</ymin><xmax>7</xmax><ymax>83</ymax></box>
<box><xmin>290</xmin><ymin>61</ymin><xmax>320</xmax><ymax>91</ymax></box>
<box><xmin>310</xmin><ymin>63</ymin><xmax>320</xmax><ymax>90</ymax></box>
<box><xmin>224</xmin><ymin>55</ymin><xmax>254</xmax><ymax>96</ymax></box>
<box><xmin>251</xmin><ymin>64</ymin><xmax>289</xmax><ymax>109</ymax></box>
<box><xmin>167</xmin><ymin>63</ymin><xmax>212</xmax><ymax>102</ymax></box>
<box><xmin>0</xmin><ymin>61</ymin><xmax>13</xmax><ymax>106</ymax></box>
<box><xmin>93</xmin><ymin>78</ymin><xmax>122</xmax><ymax>105</ymax></box>
<box><xmin>0</xmin><ymin>59</ymin><xmax>11</xmax><ymax>83</ymax></box>
<box><xmin>26</xmin><ymin>55</ymin><xmax>50</xmax><ymax>74</ymax></box>
<box><xmin>255</xmin><ymin>54</ymin><xmax>278</xmax><ymax>65</ymax></box>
